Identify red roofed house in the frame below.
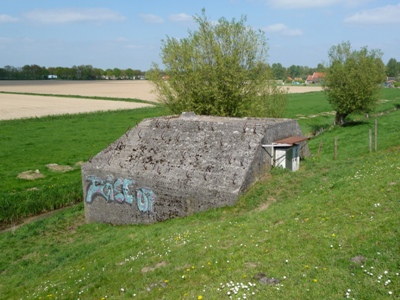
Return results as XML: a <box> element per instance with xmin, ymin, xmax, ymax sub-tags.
<box><xmin>306</xmin><ymin>72</ymin><xmax>325</xmax><ymax>84</ymax></box>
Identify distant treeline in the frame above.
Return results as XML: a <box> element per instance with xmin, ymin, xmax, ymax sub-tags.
<box><xmin>0</xmin><ymin>63</ymin><xmax>325</xmax><ymax>81</ymax></box>
<box><xmin>1</xmin><ymin>58</ymin><xmax>399</xmax><ymax>81</ymax></box>
<box><xmin>0</xmin><ymin>64</ymin><xmax>146</xmax><ymax>80</ymax></box>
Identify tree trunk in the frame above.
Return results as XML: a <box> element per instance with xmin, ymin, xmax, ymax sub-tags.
<box><xmin>334</xmin><ymin>112</ymin><xmax>347</xmax><ymax>126</ymax></box>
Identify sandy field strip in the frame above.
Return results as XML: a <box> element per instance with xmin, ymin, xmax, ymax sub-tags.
<box><xmin>0</xmin><ymin>80</ymin><xmax>322</xmax><ymax>99</ymax></box>
<box><xmin>283</xmin><ymin>85</ymin><xmax>322</xmax><ymax>93</ymax></box>
<box><xmin>0</xmin><ymin>94</ymin><xmax>153</xmax><ymax>121</ymax></box>
<box><xmin>0</xmin><ymin>81</ymin><xmax>322</xmax><ymax>120</ymax></box>
<box><xmin>0</xmin><ymin>80</ymin><xmax>159</xmax><ymax>102</ymax></box>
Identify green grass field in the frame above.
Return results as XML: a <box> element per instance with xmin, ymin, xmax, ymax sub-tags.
<box><xmin>0</xmin><ymin>89</ymin><xmax>399</xmax><ymax>299</ymax></box>
<box><xmin>0</xmin><ymin>107</ymin><xmax>168</xmax><ymax>225</ymax></box>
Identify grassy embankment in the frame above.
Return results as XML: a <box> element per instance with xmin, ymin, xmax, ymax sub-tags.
<box><xmin>0</xmin><ymin>89</ymin><xmax>399</xmax><ymax>299</ymax></box>
<box><xmin>0</xmin><ymin>106</ymin><xmax>168</xmax><ymax>226</ymax></box>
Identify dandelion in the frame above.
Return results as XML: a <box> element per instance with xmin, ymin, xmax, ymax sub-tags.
<box><xmin>198</xmin><ymin>295</ymin><xmax>203</xmax><ymax>300</ymax></box>
<box><xmin>164</xmin><ymin>279</ymin><xmax>169</xmax><ymax>283</ymax></box>
<box><xmin>313</xmin><ymin>279</ymin><xmax>318</xmax><ymax>283</ymax></box>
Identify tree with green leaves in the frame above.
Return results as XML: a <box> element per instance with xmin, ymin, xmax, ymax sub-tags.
<box><xmin>386</xmin><ymin>58</ymin><xmax>400</xmax><ymax>78</ymax></box>
<box><xmin>271</xmin><ymin>63</ymin><xmax>286</xmax><ymax>80</ymax></box>
<box><xmin>149</xmin><ymin>9</ymin><xmax>287</xmax><ymax>118</ymax></box>
<box><xmin>322</xmin><ymin>41</ymin><xmax>386</xmax><ymax>125</ymax></box>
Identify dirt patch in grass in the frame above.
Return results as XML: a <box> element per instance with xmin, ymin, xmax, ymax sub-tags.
<box><xmin>17</xmin><ymin>169</ymin><xmax>45</xmax><ymax>180</ymax></box>
<box><xmin>141</xmin><ymin>261</ymin><xmax>168</xmax><ymax>273</ymax></box>
<box><xmin>46</xmin><ymin>163</ymin><xmax>74</xmax><ymax>172</ymax></box>
<box><xmin>257</xmin><ymin>196</ymin><xmax>277</xmax><ymax>211</ymax></box>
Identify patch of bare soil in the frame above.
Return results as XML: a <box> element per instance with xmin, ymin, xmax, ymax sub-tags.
<box><xmin>46</xmin><ymin>163</ymin><xmax>74</xmax><ymax>172</ymax></box>
<box><xmin>257</xmin><ymin>196</ymin><xmax>277</xmax><ymax>211</ymax></box>
<box><xmin>17</xmin><ymin>169</ymin><xmax>45</xmax><ymax>180</ymax></box>
<box><xmin>141</xmin><ymin>261</ymin><xmax>168</xmax><ymax>273</ymax></box>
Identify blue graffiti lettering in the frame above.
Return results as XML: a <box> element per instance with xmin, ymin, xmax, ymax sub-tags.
<box><xmin>85</xmin><ymin>175</ymin><xmax>155</xmax><ymax>212</ymax></box>
<box><xmin>136</xmin><ymin>188</ymin><xmax>155</xmax><ymax>213</ymax></box>
<box><xmin>86</xmin><ymin>175</ymin><xmax>135</xmax><ymax>204</ymax></box>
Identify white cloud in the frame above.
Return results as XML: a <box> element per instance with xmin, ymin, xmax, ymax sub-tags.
<box><xmin>139</xmin><ymin>14</ymin><xmax>164</xmax><ymax>23</ymax></box>
<box><xmin>116</xmin><ymin>37</ymin><xmax>129</xmax><ymax>42</ymax></box>
<box><xmin>263</xmin><ymin>23</ymin><xmax>303</xmax><ymax>36</ymax></box>
<box><xmin>344</xmin><ymin>3</ymin><xmax>400</xmax><ymax>25</ymax></box>
<box><xmin>0</xmin><ymin>14</ymin><xmax>19</xmax><ymax>23</ymax></box>
<box><xmin>0</xmin><ymin>37</ymin><xmax>16</xmax><ymax>43</ymax></box>
<box><xmin>126</xmin><ymin>44</ymin><xmax>145</xmax><ymax>49</ymax></box>
<box><xmin>23</xmin><ymin>8</ymin><xmax>126</xmax><ymax>24</ymax></box>
<box><xmin>266</xmin><ymin>0</ymin><xmax>341</xmax><ymax>9</ymax></box>
<box><xmin>169</xmin><ymin>13</ymin><xmax>192</xmax><ymax>22</ymax></box>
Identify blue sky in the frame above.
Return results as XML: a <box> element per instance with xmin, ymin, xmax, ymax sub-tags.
<box><xmin>1</xmin><ymin>0</ymin><xmax>399</xmax><ymax>70</ymax></box>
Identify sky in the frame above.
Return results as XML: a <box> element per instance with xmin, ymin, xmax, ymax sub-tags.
<box><xmin>1</xmin><ymin>0</ymin><xmax>399</xmax><ymax>71</ymax></box>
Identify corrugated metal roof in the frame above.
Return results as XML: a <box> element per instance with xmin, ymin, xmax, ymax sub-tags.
<box><xmin>273</xmin><ymin>136</ymin><xmax>309</xmax><ymax>146</ymax></box>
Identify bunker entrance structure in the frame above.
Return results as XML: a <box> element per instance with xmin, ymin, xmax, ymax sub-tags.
<box><xmin>82</xmin><ymin>112</ymin><xmax>309</xmax><ymax>225</ymax></box>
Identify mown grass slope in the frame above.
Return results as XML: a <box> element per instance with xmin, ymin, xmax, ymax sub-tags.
<box><xmin>0</xmin><ymin>88</ymin><xmax>399</xmax><ymax>299</ymax></box>
<box><xmin>0</xmin><ymin>107</ymin><xmax>167</xmax><ymax>226</ymax></box>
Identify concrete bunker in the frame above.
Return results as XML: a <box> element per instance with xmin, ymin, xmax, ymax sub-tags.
<box><xmin>82</xmin><ymin>112</ymin><xmax>309</xmax><ymax>225</ymax></box>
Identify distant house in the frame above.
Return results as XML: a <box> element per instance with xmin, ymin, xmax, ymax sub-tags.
<box><xmin>293</xmin><ymin>77</ymin><xmax>303</xmax><ymax>84</ymax></box>
<box><xmin>306</xmin><ymin>72</ymin><xmax>325</xmax><ymax>84</ymax></box>
<box><xmin>48</xmin><ymin>74</ymin><xmax>57</xmax><ymax>79</ymax></box>
<box><xmin>385</xmin><ymin>77</ymin><xmax>397</xmax><ymax>87</ymax></box>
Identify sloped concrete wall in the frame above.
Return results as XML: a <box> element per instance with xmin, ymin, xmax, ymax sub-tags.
<box><xmin>82</xmin><ymin>112</ymin><xmax>308</xmax><ymax>225</ymax></box>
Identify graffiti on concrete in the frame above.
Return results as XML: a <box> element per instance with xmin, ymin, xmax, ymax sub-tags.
<box><xmin>136</xmin><ymin>188</ymin><xmax>155</xmax><ymax>212</ymax></box>
<box><xmin>85</xmin><ymin>175</ymin><xmax>155</xmax><ymax>212</ymax></box>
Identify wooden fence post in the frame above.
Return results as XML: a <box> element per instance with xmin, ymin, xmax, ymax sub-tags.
<box><xmin>318</xmin><ymin>140</ymin><xmax>323</xmax><ymax>157</ymax></box>
<box><xmin>374</xmin><ymin>119</ymin><xmax>378</xmax><ymax>151</ymax></box>
<box><xmin>369</xmin><ymin>129</ymin><xmax>372</xmax><ymax>152</ymax></box>
<box><xmin>334</xmin><ymin>137</ymin><xmax>338</xmax><ymax>160</ymax></box>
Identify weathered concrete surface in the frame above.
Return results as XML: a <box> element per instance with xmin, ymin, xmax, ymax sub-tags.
<box><xmin>82</xmin><ymin>112</ymin><xmax>309</xmax><ymax>225</ymax></box>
